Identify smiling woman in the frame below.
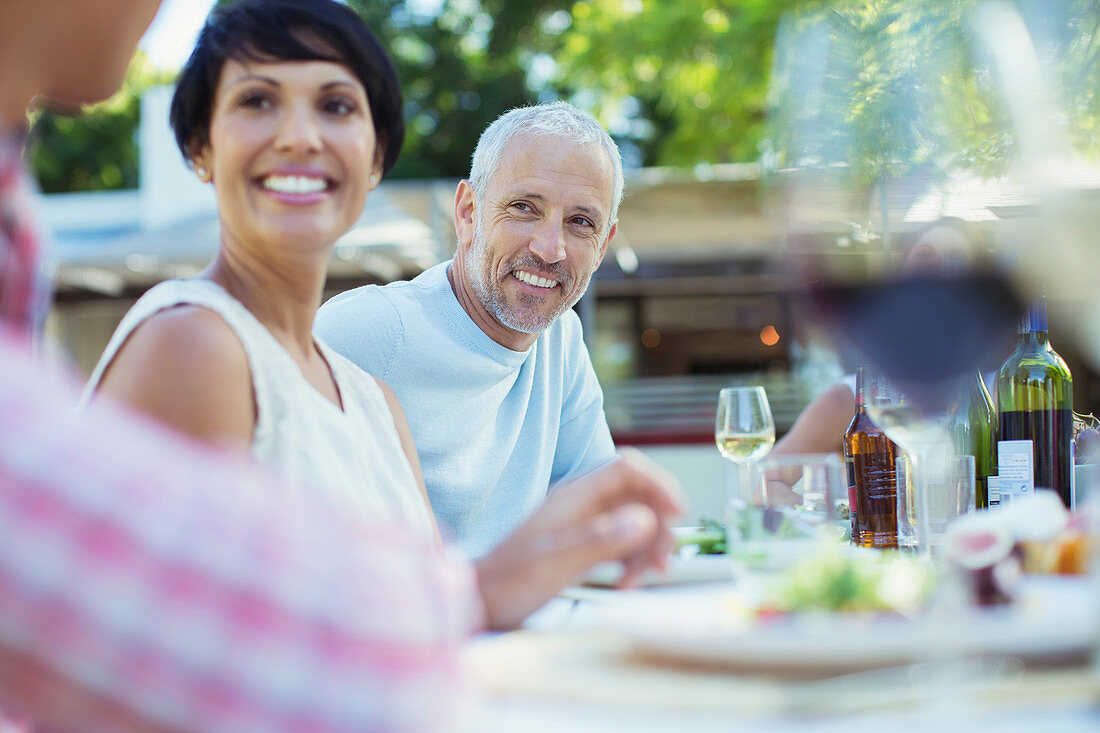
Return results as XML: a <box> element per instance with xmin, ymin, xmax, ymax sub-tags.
<box><xmin>192</xmin><ymin>59</ymin><xmax>381</xmax><ymax>258</ymax></box>
<box><xmin>79</xmin><ymin>0</ymin><xmax>435</xmax><ymax>542</ymax></box>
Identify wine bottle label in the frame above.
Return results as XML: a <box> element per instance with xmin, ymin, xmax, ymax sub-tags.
<box><xmin>987</xmin><ymin>475</ymin><xmax>1000</xmax><ymax>506</ymax></box>
<box><xmin>997</xmin><ymin>440</ymin><xmax>1034</xmax><ymax>504</ymax></box>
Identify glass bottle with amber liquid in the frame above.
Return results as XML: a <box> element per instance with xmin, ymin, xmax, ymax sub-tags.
<box><xmin>844</xmin><ymin>363</ymin><xmax>899</xmax><ymax>548</ymax></box>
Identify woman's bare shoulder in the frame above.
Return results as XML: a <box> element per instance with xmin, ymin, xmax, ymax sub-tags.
<box><xmin>96</xmin><ymin>304</ymin><xmax>255</xmax><ymax>448</ymax></box>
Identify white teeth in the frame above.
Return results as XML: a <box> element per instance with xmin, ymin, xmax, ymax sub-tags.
<box><xmin>262</xmin><ymin>175</ymin><xmax>328</xmax><ymax>194</ymax></box>
<box><xmin>515</xmin><ymin>270</ymin><xmax>558</xmax><ymax>288</ymax></box>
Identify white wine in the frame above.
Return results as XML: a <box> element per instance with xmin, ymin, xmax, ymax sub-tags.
<box><xmin>716</xmin><ymin>432</ymin><xmax>775</xmax><ymax>463</ymax></box>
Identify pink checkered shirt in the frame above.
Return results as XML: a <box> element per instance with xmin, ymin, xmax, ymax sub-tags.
<box><xmin>0</xmin><ymin>329</ymin><xmax>483</xmax><ymax>731</ymax></box>
<box><xmin>0</xmin><ymin>131</ymin><xmax>45</xmax><ymax>337</ymax></box>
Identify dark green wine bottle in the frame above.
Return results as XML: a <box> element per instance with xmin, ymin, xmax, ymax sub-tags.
<box><xmin>996</xmin><ymin>295</ymin><xmax>1074</xmax><ymax>508</ymax></box>
<box><xmin>949</xmin><ymin>370</ymin><xmax>997</xmax><ymax>509</ymax></box>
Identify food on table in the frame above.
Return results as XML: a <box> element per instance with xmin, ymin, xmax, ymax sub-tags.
<box><xmin>1072</xmin><ymin>413</ymin><xmax>1100</xmax><ymax>464</ymax></box>
<box><xmin>945</xmin><ymin>513</ymin><xmax>1020</xmax><ymax>606</ymax></box>
<box><xmin>945</xmin><ymin>493</ymin><xmax>1095</xmax><ymax>610</ymax></box>
<box><xmin>675</xmin><ymin>519</ymin><xmax>728</xmax><ymax>556</ymax></box>
<box><xmin>755</xmin><ymin>545</ymin><xmax>934</xmax><ymax>617</ymax></box>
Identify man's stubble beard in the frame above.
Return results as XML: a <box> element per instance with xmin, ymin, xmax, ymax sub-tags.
<box><xmin>466</xmin><ymin>217</ymin><xmax>593</xmax><ymax>335</ymax></box>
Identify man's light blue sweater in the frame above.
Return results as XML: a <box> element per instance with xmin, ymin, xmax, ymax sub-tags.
<box><xmin>315</xmin><ymin>262</ymin><xmax>616</xmax><ymax>557</ymax></box>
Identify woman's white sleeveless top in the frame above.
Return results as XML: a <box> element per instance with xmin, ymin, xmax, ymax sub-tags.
<box><xmin>81</xmin><ymin>279</ymin><xmax>433</xmax><ymax>540</ymax></box>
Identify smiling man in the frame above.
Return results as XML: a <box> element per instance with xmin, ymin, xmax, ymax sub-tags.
<box><xmin>315</xmin><ymin>102</ymin><xmax>622</xmax><ymax>557</ymax></box>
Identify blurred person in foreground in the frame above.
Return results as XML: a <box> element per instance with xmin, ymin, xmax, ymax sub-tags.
<box><xmin>771</xmin><ymin>217</ymin><xmax>991</xmax><ymax>458</ymax></box>
<box><xmin>0</xmin><ymin>1</ymin><xmax>682</xmax><ymax>731</ymax></box>
<box><xmin>317</xmin><ymin>102</ymin><xmax>621</xmax><ymax>557</ymax></box>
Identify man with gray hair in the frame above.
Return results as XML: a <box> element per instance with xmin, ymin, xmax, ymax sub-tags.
<box><xmin>316</xmin><ymin>101</ymin><xmax>622</xmax><ymax>557</ymax></box>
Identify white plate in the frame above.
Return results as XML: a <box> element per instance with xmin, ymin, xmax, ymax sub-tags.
<box><xmin>625</xmin><ymin>576</ymin><xmax>1097</xmax><ymax>672</ymax></box>
<box><xmin>581</xmin><ymin>554</ymin><xmax>732</xmax><ymax>587</ymax></box>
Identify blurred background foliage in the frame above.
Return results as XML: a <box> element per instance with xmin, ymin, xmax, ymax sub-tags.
<box><xmin>766</xmin><ymin>0</ymin><xmax>1100</xmax><ymax>186</ymax></box>
<box><xmin>28</xmin><ymin>52</ymin><xmax>175</xmax><ymax>193</ymax></box>
<box><xmin>25</xmin><ymin>0</ymin><xmax>1100</xmax><ymax>193</ymax></box>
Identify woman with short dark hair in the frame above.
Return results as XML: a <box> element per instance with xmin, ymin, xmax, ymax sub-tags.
<box><xmin>82</xmin><ymin>0</ymin><xmax>435</xmax><ymax>540</ymax></box>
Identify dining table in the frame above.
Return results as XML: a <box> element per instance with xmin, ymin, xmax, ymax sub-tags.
<box><xmin>457</xmin><ymin>560</ymin><xmax>1100</xmax><ymax>732</ymax></box>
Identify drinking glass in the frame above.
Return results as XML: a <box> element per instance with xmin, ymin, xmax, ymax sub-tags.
<box><xmin>715</xmin><ymin>386</ymin><xmax>775</xmax><ymax>467</ymax></box>
<box><xmin>716</xmin><ymin>386</ymin><xmax>776</xmax><ymax>579</ymax></box>
<box><xmin>897</xmin><ymin>451</ymin><xmax>976</xmax><ymax>554</ymax></box>
<box><xmin>727</xmin><ymin>453</ymin><xmax>845</xmax><ymax>580</ymax></box>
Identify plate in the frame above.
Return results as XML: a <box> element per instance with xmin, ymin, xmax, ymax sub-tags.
<box><xmin>581</xmin><ymin>554</ymin><xmax>732</xmax><ymax>587</ymax></box>
<box><xmin>623</xmin><ymin>576</ymin><xmax>1097</xmax><ymax>672</ymax></box>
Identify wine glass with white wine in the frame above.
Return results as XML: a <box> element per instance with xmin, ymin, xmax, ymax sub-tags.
<box><xmin>715</xmin><ymin>385</ymin><xmax>776</xmax><ymax>490</ymax></box>
<box><xmin>715</xmin><ymin>386</ymin><xmax>775</xmax><ymax>465</ymax></box>
<box><xmin>715</xmin><ymin>386</ymin><xmax>776</xmax><ymax>582</ymax></box>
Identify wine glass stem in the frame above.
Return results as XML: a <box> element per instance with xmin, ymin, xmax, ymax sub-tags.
<box><xmin>908</xmin><ymin>448</ymin><xmax>933</xmax><ymax>558</ymax></box>
<box><xmin>726</xmin><ymin>460</ymin><xmax>755</xmax><ymax>506</ymax></box>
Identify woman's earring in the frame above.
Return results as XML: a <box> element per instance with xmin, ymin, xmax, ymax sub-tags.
<box><xmin>370</xmin><ymin>174</ymin><xmax>378</xmax><ymax>185</ymax></box>
<box><xmin>196</xmin><ymin>166</ymin><xmax>209</xmax><ymax>180</ymax></box>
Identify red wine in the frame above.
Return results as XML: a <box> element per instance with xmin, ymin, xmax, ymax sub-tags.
<box><xmin>809</xmin><ymin>272</ymin><xmax>1022</xmax><ymax>413</ymax></box>
<box><xmin>995</xmin><ymin>295</ymin><xmax>1074</xmax><ymax>509</ymax></box>
<box><xmin>998</xmin><ymin>408</ymin><xmax>1073</xmax><ymax>506</ymax></box>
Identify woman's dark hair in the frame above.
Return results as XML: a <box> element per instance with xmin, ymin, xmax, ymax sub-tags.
<box><xmin>169</xmin><ymin>0</ymin><xmax>404</xmax><ymax>175</ymax></box>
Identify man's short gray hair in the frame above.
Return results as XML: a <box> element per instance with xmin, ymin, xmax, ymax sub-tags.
<box><xmin>468</xmin><ymin>101</ymin><xmax>624</xmax><ymax>233</ymax></box>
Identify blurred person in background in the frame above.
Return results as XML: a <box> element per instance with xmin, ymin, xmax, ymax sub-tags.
<box><xmin>0</xmin><ymin>0</ymin><xmax>683</xmax><ymax>730</ymax></box>
<box><xmin>317</xmin><ymin>102</ymin><xmax>621</xmax><ymax>557</ymax></box>
<box><xmin>771</xmin><ymin>217</ymin><xmax>991</xmax><ymax>457</ymax></box>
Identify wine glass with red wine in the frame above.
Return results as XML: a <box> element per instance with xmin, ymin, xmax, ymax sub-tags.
<box><xmin>764</xmin><ymin>3</ymin><xmax>1054</xmax><ymax>552</ymax></box>
<box><xmin>768</xmin><ymin>3</ymin><xmax>1027</xmax><ymax>411</ymax></box>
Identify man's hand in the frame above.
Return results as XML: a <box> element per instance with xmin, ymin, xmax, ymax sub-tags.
<box><xmin>475</xmin><ymin>449</ymin><xmax>685</xmax><ymax>630</ymax></box>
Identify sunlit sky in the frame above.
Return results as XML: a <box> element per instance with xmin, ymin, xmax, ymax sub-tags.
<box><xmin>139</xmin><ymin>0</ymin><xmax>217</xmax><ymax>70</ymax></box>
<box><xmin>138</xmin><ymin>0</ymin><xmax>446</xmax><ymax>71</ymax></box>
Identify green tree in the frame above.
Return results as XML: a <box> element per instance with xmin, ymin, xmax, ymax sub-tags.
<box><xmin>347</xmin><ymin>0</ymin><xmax>573</xmax><ymax>178</ymax></box>
<box><xmin>28</xmin><ymin>0</ymin><xmax>573</xmax><ymax>189</ymax></box>
<box><xmin>767</xmin><ymin>0</ymin><xmax>992</xmax><ymax>182</ymax></box>
<box><xmin>556</xmin><ymin>0</ymin><xmax>1100</xmax><ymax>172</ymax></box>
<box><xmin>555</xmin><ymin>0</ymin><xmax>820</xmax><ymax>167</ymax></box>
<box><xmin>29</xmin><ymin>0</ymin><xmax>1100</xmax><ymax>191</ymax></box>
<box><xmin>27</xmin><ymin>51</ymin><xmax>175</xmax><ymax>193</ymax></box>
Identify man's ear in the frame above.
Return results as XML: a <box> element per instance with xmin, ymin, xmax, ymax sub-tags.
<box><xmin>595</xmin><ymin>220</ymin><xmax>617</xmax><ymax>268</ymax></box>
<box><xmin>454</xmin><ymin>180</ymin><xmax>477</xmax><ymax>252</ymax></box>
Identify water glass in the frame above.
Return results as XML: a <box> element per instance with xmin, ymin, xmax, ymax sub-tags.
<box><xmin>897</xmin><ymin>452</ymin><xmax>976</xmax><ymax>554</ymax></box>
<box><xmin>726</xmin><ymin>453</ymin><xmax>845</xmax><ymax>580</ymax></box>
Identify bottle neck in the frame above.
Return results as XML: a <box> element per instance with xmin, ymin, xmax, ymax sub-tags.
<box><xmin>1027</xmin><ymin>329</ymin><xmax>1050</xmax><ymax>347</ymax></box>
<box><xmin>1024</xmin><ymin>296</ymin><xmax>1050</xmax><ymax>347</ymax></box>
<box><xmin>972</xmin><ymin>368</ymin><xmax>993</xmax><ymax>406</ymax></box>
<box><xmin>854</xmin><ymin>364</ymin><xmax>868</xmax><ymax>412</ymax></box>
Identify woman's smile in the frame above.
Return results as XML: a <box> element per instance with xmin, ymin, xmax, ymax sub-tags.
<box><xmin>257</xmin><ymin>167</ymin><xmax>335</xmax><ymax>204</ymax></box>
<box><xmin>195</xmin><ymin>59</ymin><xmax>381</xmax><ymax>255</ymax></box>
